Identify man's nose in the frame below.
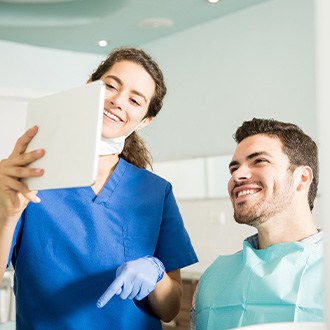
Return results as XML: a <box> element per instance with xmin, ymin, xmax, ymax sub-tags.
<box><xmin>232</xmin><ymin>165</ymin><xmax>252</xmax><ymax>182</ymax></box>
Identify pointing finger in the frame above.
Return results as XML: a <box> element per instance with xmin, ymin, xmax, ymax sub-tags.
<box><xmin>97</xmin><ymin>277</ymin><xmax>124</xmax><ymax>308</ymax></box>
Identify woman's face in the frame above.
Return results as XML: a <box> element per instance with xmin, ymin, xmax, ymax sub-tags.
<box><xmin>100</xmin><ymin>60</ymin><xmax>155</xmax><ymax>138</ymax></box>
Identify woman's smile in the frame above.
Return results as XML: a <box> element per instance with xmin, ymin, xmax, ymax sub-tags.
<box><xmin>103</xmin><ymin>109</ymin><xmax>124</xmax><ymax>123</ymax></box>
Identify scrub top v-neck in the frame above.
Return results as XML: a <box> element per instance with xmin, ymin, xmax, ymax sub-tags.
<box><xmin>87</xmin><ymin>156</ymin><xmax>127</xmax><ymax>204</ymax></box>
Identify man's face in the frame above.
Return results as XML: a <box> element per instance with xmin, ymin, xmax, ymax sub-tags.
<box><xmin>227</xmin><ymin>134</ymin><xmax>295</xmax><ymax>227</ymax></box>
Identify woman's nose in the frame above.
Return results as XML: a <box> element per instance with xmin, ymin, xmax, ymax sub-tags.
<box><xmin>106</xmin><ymin>91</ymin><xmax>123</xmax><ymax>109</ymax></box>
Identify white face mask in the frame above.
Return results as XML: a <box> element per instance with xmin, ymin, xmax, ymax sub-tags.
<box><xmin>99</xmin><ymin>119</ymin><xmax>147</xmax><ymax>156</ymax></box>
<box><xmin>99</xmin><ymin>135</ymin><xmax>126</xmax><ymax>156</ymax></box>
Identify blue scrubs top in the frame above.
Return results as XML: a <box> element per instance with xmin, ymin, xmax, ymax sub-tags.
<box><xmin>9</xmin><ymin>158</ymin><xmax>198</xmax><ymax>329</ymax></box>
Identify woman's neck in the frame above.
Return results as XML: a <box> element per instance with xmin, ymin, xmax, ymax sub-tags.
<box><xmin>91</xmin><ymin>154</ymin><xmax>120</xmax><ymax>195</ymax></box>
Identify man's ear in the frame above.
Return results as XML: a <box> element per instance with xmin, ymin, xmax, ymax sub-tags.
<box><xmin>136</xmin><ymin>117</ymin><xmax>154</xmax><ymax>131</ymax></box>
<box><xmin>296</xmin><ymin>166</ymin><xmax>313</xmax><ymax>192</ymax></box>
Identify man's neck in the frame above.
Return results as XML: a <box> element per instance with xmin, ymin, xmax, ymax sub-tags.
<box><xmin>256</xmin><ymin>207</ymin><xmax>318</xmax><ymax>249</ymax></box>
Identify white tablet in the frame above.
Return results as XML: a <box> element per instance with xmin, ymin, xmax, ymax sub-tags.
<box><xmin>23</xmin><ymin>81</ymin><xmax>105</xmax><ymax>190</ymax></box>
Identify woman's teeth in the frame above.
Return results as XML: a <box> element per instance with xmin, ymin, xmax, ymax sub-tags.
<box><xmin>104</xmin><ymin>110</ymin><xmax>121</xmax><ymax>122</ymax></box>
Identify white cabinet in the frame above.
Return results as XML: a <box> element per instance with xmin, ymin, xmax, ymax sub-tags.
<box><xmin>153</xmin><ymin>158</ymin><xmax>206</xmax><ymax>199</ymax></box>
<box><xmin>205</xmin><ymin>155</ymin><xmax>231</xmax><ymax>198</ymax></box>
<box><xmin>153</xmin><ymin>155</ymin><xmax>232</xmax><ymax>200</ymax></box>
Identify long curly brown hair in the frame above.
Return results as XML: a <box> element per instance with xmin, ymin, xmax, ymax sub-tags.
<box><xmin>90</xmin><ymin>47</ymin><xmax>167</xmax><ymax>169</ymax></box>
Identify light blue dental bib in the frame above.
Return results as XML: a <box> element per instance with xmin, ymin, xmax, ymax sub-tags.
<box><xmin>195</xmin><ymin>233</ymin><xmax>323</xmax><ymax>330</ymax></box>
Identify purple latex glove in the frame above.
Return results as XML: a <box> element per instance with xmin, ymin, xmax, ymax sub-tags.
<box><xmin>97</xmin><ymin>256</ymin><xmax>165</xmax><ymax>308</ymax></box>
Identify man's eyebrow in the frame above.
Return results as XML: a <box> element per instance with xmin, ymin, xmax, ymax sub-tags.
<box><xmin>247</xmin><ymin>151</ymin><xmax>271</xmax><ymax>160</ymax></box>
<box><xmin>105</xmin><ymin>75</ymin><xmax>147</xmax><ymax>103</ymax></box>
<box><xmin>229</xmin><ymin>151</ymin><xmax>271</xmax><ymax>169</ymax></box>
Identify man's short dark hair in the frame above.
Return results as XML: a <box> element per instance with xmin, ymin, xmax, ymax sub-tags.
<box><xmin>234</xmin><ymin>118</ymin><xmax>319</xmax><ymax>211</ymax></box>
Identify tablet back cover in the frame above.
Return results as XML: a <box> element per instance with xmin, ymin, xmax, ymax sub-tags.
<box><xmin>23</xmin><ymin>81</ymin><xmax>105</xmax><ymax>190</ymax></box>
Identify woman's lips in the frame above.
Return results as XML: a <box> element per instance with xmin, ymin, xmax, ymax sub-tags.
<box><xmin>103</xmin><ymin>109</ymin><xmax>123</xmax><ymax>122</ymax></box>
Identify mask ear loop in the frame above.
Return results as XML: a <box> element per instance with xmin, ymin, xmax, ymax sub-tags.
<box><xmin>124</xmin><ymin>118</ymin><xmax>147</xmax><ymax>138</ymax></box>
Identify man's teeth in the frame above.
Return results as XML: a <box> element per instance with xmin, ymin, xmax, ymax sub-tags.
<box><xmin>237</xmin><ymin>190</ymin><xmax>256</xmax><ymax>197</ymax></box>
<box><xmin>104</xmin><ymin>110</ymin><xmax>120</xmax><ymax>122</ymax></box>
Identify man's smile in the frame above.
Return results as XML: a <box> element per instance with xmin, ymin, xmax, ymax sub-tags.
<box><xmin>232</xmin><ymin>185</ymin><xmax>262</xmax><ymax>203</ymax></box>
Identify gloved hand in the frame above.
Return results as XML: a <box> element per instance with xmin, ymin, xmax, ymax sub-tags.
<box><xmin>97</xmin><ymin>256</ymin><xmax>165</xmax><ymax>308</ymax></box>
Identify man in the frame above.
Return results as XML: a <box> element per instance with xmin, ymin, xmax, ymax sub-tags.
<box><xmin>193</xmin><ymin>118</ymin><xmax>323</xmax><ymax>329</ymax></box>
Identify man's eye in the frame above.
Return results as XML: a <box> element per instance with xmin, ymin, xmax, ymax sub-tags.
<box><xmin>255</xmin><ymin>158</ymin><xmax>267</xmax><ymax>164</ymax></box>
<box><xmin>229</xmin><ymin>167</ymin><xmax>237</xmax><ymax>174</ymax></box>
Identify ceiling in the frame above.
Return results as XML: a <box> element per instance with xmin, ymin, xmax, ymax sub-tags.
<box><xmin>0</xmin><ymin>0</ymin><xmax>266</xmax><ymax>55</ymax></box>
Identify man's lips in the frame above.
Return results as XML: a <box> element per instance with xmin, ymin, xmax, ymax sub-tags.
<box><xmin>232</xmin><ymin>186</ymin><xmax>262</xmax><ymax>199</ymax></box>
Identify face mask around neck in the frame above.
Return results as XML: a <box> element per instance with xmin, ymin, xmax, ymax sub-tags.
<box><xmin>99</xmin><ymin>136</ymin><xmax>126</xmax><ymax>156</ymax></box>
<box><xmin>98</xmin><ymin>118</ymin><xmax>147</xmax><ymax>156</ymax></box>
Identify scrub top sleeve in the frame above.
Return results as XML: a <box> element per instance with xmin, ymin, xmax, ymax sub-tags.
<box><xmin>154</xmin><ymin>183</ymin><xmax>198</xmax><ymax>272</ymax></box>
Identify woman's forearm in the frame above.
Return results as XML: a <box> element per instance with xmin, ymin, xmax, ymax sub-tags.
<box><xmin>0</xmin><ymin>219</ymin><xmax>17</xmax><ymax>283</ymax></box>
<box><xmin>148</xmin><ymin>269</ymin><xmax>183</xmax><ymax>322</ymax></box>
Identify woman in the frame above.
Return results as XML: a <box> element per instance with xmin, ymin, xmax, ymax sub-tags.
<box><xmin>0</xmin><ymin>48</ymin><xmax>198</xmax><ymax>329</ymax></box>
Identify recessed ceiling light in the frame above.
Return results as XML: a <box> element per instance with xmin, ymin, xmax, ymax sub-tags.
<box><xmin>97</xmin><ymin>40</ymin><xmax>108</xmax><ymax>47</ymax></box>
<box><xmin>208</xmin><ymin>0</ymin><xmax>219</xmax><ymax>3</ymax></box>
<box><xmin>138</xmin><ymin>17</ymin><xmax>174</xmax><ymax>29</ymax></box>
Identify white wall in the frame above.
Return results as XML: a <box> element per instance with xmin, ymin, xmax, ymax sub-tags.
<box><xmin>0</xmin><ymin>0</ymin><xmax>316</xmax><ymax>161</ymax></box>
<box><xmin>142</xmin><ymin>0</ymin><xmax>316</xmax><ymax>161</ymax></box>
<box><xmin>0</xmin><ymin>41</ymin><xmax>103</xmax><ymax>93</ymax></box>
<box><xmin>0</xmin><ymin>40</ymin><xmax>104</xmax><ymax>159</ymax></box>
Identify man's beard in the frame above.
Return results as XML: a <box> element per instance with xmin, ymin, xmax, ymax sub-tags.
<box><xmin>232</xmin><ymin>177</ymin><xmax>294</xmax><ymax>227</ymax></box>
<box><xmin>234</xmin><ymin>199</ymin><xmax>267</xmax><ymax>227</ymax></box>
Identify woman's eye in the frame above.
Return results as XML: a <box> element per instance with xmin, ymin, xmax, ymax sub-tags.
<box><xmin>130</xmin><ymin>98</ymin><xmax>141</xmax><ymax>106</ymax></box>
<box><xmin>106</xmin><ymin>84</ymin><xmax>116</xmax><ymax>90</ymax></box>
